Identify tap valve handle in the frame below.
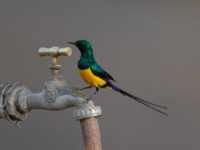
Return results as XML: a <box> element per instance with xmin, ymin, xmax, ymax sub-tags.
<box><xmin>38</xmin><ymin>47</ymin><xmax>72</xmax><ymax>65</ymax></box>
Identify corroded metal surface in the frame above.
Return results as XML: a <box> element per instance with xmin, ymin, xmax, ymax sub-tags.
<box><xmin>74</xmin><ymin>101</ymin><xmax>102</xmax><ymax>120</ymax></box>
<box><xmin>0</xmin><ymin>71</ymin><xmax>102</xmax><ymax>123</ymax></box>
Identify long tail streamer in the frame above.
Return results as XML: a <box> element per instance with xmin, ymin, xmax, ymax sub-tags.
<box><xmin>108</xmin><ymin>83</ymin><xmax>168</xmax><ymax>116</ymax></box>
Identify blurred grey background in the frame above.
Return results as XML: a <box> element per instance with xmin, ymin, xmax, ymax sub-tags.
<box><xmin>0</xmin><ymin>0</ymin><xmax>200</xmax><ymax>150</ymax></box>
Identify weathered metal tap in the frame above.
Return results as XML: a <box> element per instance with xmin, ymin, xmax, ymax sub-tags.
<box><xmin>0</xmin><ymin>47</ymin><xmax>102</xmax><ymax>124</ymax></box>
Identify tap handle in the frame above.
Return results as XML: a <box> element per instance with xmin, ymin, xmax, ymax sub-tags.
<box><xmin>39</xmin><ymin>47</ymin><xmax>72</xmax><ymax>57</ymax></box>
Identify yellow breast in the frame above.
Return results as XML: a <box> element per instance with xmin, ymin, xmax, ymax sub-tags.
<box><xmin>78</xmin><ymin>68</ymin><xmax>106</xmax><ymax>87</ymax></box>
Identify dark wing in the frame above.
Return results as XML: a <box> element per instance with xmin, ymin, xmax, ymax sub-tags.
<box><xmin>90</xmin><ymin>63</ymin><xmax>116</xmax><ymax>82</ymax></box>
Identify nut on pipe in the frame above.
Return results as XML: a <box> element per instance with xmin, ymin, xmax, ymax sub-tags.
<box><xmin>39</xmin><ymin>47</ymin><xmax>72</xmax><ymax>57</ymax></box>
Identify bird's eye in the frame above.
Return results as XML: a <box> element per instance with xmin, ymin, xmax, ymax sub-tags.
<box><xmin>81</xmin><ymin>43</ymin><xmax>86</xmax><ymax>48</ymax></box>
<box><xmin>77</xmin><ymin>42</ymin><xmax>82</xmax><ymax>46</ymax></box>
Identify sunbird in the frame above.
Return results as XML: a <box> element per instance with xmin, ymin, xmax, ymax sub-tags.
<box><xmin>68</xmin><ymin>40</ymin><xmax>167</xmax><ymax>115</ymax></box>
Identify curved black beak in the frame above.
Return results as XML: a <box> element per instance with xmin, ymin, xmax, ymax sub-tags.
<box><xmin>68</xmin><ymin>41</ymin><xmax>77</xmax><ymax>46</ymax></box>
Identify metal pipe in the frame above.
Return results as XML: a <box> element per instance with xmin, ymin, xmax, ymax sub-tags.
<box><xmin>74</xmin><ymin>101</ymin><xmax>102</xmax><ymax>150</ymax></box>
<box><xmin>80</xmin><ymin>118</ymin><xmax>102</xmax><ymax>150</ymax></box>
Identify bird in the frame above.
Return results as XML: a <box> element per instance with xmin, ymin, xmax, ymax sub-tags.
<box><xmin>68</xmin><ymin>40</ymin><xmax>167</xmax><ymax>115</ymax></box>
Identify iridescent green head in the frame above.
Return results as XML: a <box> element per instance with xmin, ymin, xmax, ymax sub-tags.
<box><xmin>68</xmin><ymin>40</ymin><xmax>95</xmax><ymax>68</ymax></box>
<box><xmin>68</xmin><ymin>40</ymin><xmax>93</xmax><ymax>53</ymax></box>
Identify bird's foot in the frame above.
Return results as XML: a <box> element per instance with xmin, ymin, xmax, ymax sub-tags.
<box><xmin>72</xmin><ymin>86</ymin><xmax>92</xmax><ymax>91</ymax></box>
<box><xmin>72</xmin><ymin>87</ymin><xmax>79</xmax><ymax>91</ymax></box>
<box><xmin>79</xmin><ymin>86</ymin><xmax>92</xmax><ymax>91</ymax></box>
<box><xmin>93</xmin><ymin>87</ymin><xmax>99</xmax><ymax>95</ymax></box>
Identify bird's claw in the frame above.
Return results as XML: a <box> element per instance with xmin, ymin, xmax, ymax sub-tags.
<box><xmin>72</xmin><ymin>87</ymin><xmax>80</xmax><ymax>91</ymax></box>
